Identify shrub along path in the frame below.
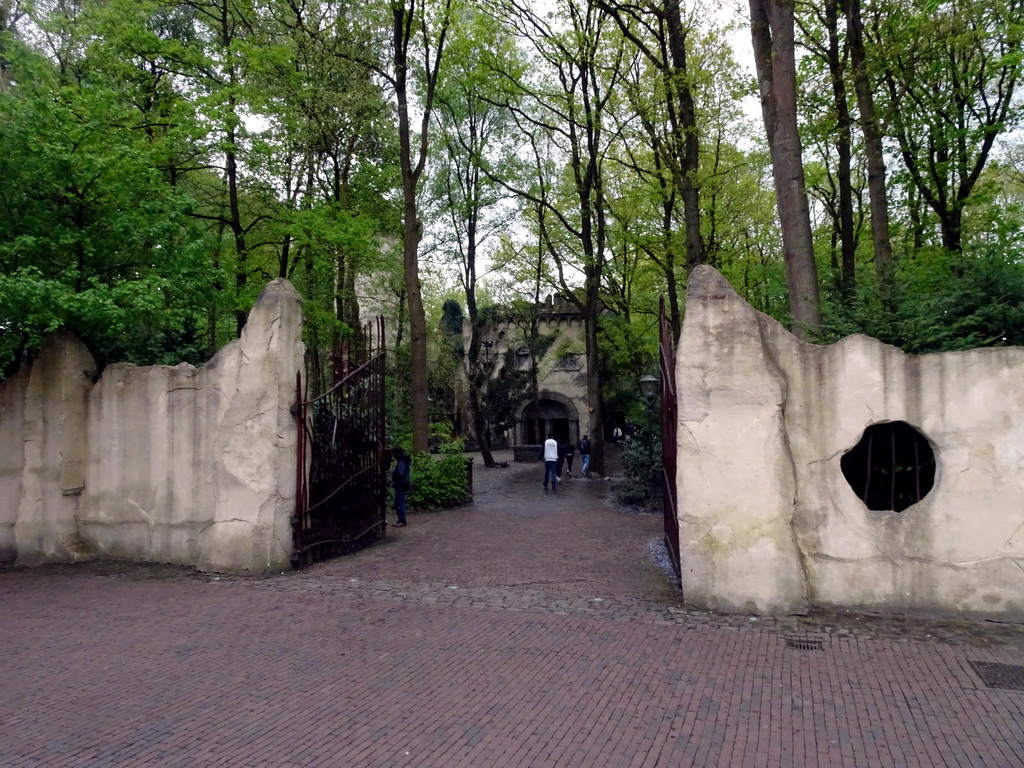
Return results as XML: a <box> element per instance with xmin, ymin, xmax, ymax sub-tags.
<box><xmin>2</xmin><ymin>449</ymin><xmax>1023</xmax><ymax>767</ymax></box>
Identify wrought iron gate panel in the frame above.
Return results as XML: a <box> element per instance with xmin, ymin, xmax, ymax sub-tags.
<box><xmin>659</xmin><ymin>297</ymin><xmax>681</xmax><ymax>585</ymax></box>
<box><xmin>293</xmin><ymin>318</ymin><xmax>386</xmax><ymax>566</ymax></box>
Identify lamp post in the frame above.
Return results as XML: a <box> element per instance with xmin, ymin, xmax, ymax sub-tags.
<box><xmin>638</xmin><ymin>374</ymin><xmax>660</xmax><ymax>496</ymax></box>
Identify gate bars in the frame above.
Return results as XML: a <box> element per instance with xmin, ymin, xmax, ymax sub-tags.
<box><xmin>292</xmin><ymin>318</ymin><xmax>387</xmax><ymax>566</ymax></box>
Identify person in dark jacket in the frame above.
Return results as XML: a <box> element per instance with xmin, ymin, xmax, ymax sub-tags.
<box><xmin>561</xmin><ymin>438</ymin><xmax>576</xmax><ymax>478</ymax></box>
<box><xmin>391</xmin><ymin>447</ymin><xmax>411</xmax><ymax>527</ymax></box>
<box><xmin>579</xmin><ymin>435</ymin><xmax>591</xmax><ymax>475</ymax></box>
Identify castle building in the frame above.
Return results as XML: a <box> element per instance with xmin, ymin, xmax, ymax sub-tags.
<box><xmin>474</xmin><ymin>294</ymin><xmax>589</xmax><ymax>448</ymax></box>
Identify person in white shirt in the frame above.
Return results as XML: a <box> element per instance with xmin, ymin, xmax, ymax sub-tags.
<box><xmin>543</xmin><ymin>433</ymin><xmax>560</xmax><ymax>490</ymax></box>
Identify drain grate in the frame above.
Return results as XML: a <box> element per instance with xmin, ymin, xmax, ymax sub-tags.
<box><xmin>785</xmin><ymin>638</ymin><xmax>824</xmax><ymax>651</ymax></box>
<box><xmin>969</xmin><ymin>661</ymin><xmax>1024</xmax><ymax>692</ymax></box>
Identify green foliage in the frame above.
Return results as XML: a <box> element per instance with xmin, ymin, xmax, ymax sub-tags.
<box><xmin>614</xmin><ymin>439</ymin><xmax>662</xmax><ymax>509</ymax></box>
<box><xmin>481</xmin><ymin>328</ymin><xmax>557</xmax><ymax>434</ymax></box>
<box><xmin>438</xmin><ymin>299</ymin><xmax>465</xmax><ymax>358</ymax></box>
<box><xmin>484</xmin><ymin>362</ymin><xmax>531</xmax><ymax>432</ymax></box>
<box><xmin>822</xmin><ymin>247</ymin><xmax>1024</xmax><ymax>353</ymax></box>
<box><xmin>5</xmin><ymin>0</ymin><xmax>1024</xmax><ymax>413</ymax></box>
<box><xmin>0</xmin><ymin>0</ymin><xmax>403</xmax><ymax>383</ymax></box>
<box><xmin>598</xmin><ymin>312</ymin><xmax>659</xmax><ymax>422</ymax></box>
<box><xmin>0</xmin><ymin>22</ymin><xmax>224</xmax><ymax>375</ymax></box>
<box><xmin>440</xmin><ymin>299</ymin><xmax>465</xmax><ymax>337</ymax></box>
<box><xmin>0</xmin><ymin>266</ymin><xmax>215</xmax><ymax>374</ymax></box>
<box><xmin>387</xmin><ymin>341</ymin><xmax>414</xmax><ymax>447</ymax></box>
<box><xmin>438</xmin><ymin>435</ymin><xmax>467</xmax><ymax>454</ymax></box>
<box><xmin>408</xmin><ymin>452</ymin><xmax>472</xmax><ymax>510</ymax></box>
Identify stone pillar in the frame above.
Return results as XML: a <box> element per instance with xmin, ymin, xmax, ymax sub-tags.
<box><xmin>0</xmin><ymin>365</ymin><xmax>28</xmax><ymax>562</ymax></box>
<box><xmin>198</xmin><ymin>279</ymin><xmax>304</xmax><ymax>572</ymax></box>
<box><xmin>12</xmin><ymin>332</ymin><xmax>97</xmax><ymax>563</ymax></box>
<box><xmin>676</xmin><ymin>267</ymin><xmax>809</xmax><ymax>614</ymax></box>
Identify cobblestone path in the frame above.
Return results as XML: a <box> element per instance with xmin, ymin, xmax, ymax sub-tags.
<box><xmin>2</xmin><ymin>450</ymin><xmax>1023</xmax><ymax>767</ymax></box>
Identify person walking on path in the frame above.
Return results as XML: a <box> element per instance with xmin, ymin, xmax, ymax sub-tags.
<box><xmin>579</xmin><ymin>434</ymin><xmax>591</xmax><ymax>475</ymax></box>
<box><xmin>543</xmin><ymin>433</ymin><xmax>560</xmax><ymax>490</ymax></box>
<box><xmin>391</xmin><ymin>447</ymin><xmax>411</xmax><ymax>526</ymax></box>
<box><xmin>562</xmin><ymin>438</ymin><xmax>576</xmax><ymax>478</ymax></box>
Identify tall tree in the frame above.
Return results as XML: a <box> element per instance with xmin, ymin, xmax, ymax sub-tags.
<box><xmin>430</xmin><ymin>7</ymin><xmax>521</xmax><ymax>467</ymax></box>
<box><xmin>257</xmin><ymin>0</ymin><xmax>398</xmax><ymax>380</ymax></box>
<box><xmin>491</xmin><ymin>0</ymin><xmax>627</xmax><ymax>476</ymax></box>
<box><xmin>749</xmin><ymin>0</ymin><xmax>822</xmax><ymax>338</ymax></box>
<box><xmin>844</xmin><ymin>0</ymin><xmax>894</xmax><ymax>291</ymax></box>
<box><xmin>0</xmin><ymin>0</ymin><xmax>219</xmax><ymax>373</ymax></box>
<box><xmin>869</xmin><ymin>0</ymin><xmax>1024</xmax><ymax>254</ymax></box>
<box><xmin>398</xmin><ymin>0</ymin><xmax>456</xmax><ymax>453</ymax></box>
<box><xmin>797</xmin><ymin>0</ymin><xmax>857</xmax><ymax>295</ymax></box>
<box><xmin>0</xmin><ymin>0</ymin><xmax>25</xmax><ymax>89</ymax></box>
<box><xmin>171</xmin><ymin>0</ymin><xmax>265</xmax><ymax>335</ymax></box>
<box><xmin>384</xmin><ymin>0</ymin><xmax>456</xmax><ymax>453</ymax></box>
<box><xmin>598</xmin><ymin>0</ymin><xmax>703</xmax><ymax>284</ymax></box>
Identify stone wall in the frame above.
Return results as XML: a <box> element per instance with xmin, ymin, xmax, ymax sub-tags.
<box><xmin>0</xmin><ymin>332</ymin><xmax>96</xmax><ymax>564</ymax></box>
<box><xmin>0</xmin><ymin>279</ymin><xmax>303</xmax><ymax>573</ymax></box>
<box><xmin>677</xmin><ymin>266</ymin><xmax>1024</xmax><ymax>620</ymax></box>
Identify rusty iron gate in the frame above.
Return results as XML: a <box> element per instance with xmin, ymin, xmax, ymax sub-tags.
<box><xmin>292</xmin><ymin>318</ymin><xmax>387</xmax><ymax>566</ymax></box>
<box><xmin>659</xmin><ymin>297</ymin><xmax>681</xmax><ymax>585</ymax></box>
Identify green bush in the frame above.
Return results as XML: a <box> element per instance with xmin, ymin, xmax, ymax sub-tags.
<box><xmin>438</xmin><ymin>436</ymin><xmax>466</xmax><ymax>454</ymax></box>
<box><xmin>613</xmin><ymin>476</ymin><xmax>651</xmax><ymax>507</ymax></box>
<box><xmin>614</xmin><ymin>439</ymin><xmax>662</xmax><ymax>509</ymax></box>
<box><xmin>409</xmin><ymin>451</ymin><xmax>471</xmax><ymax>509</ymax></box>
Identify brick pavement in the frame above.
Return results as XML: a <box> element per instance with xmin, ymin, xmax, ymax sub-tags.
<box><xmin>2</xmin><ymin>450</ymin><xmax>1024</xmax><ymax>767</ymax></box>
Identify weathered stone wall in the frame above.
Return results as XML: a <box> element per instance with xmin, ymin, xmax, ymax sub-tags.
<box><xmin>0</xmin><ymin>279</ymin><xmax>303</xmax><ymax>573</ymax></box>
<box><xmin>677</xmin><ymin>266</ymin><xmax>1024</xmax><ymax>620</ymax></box>
<box><xmin>0</xmin><ymin>333</ymin><xmax>96</xmax><ymax>564</ymax></box>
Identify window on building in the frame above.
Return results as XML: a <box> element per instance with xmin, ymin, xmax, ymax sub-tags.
<box><xmin>553</xmin><ymin>353</ymin><xmax>581</xmax><ymax>371</ymax></box>
<box><xmin>516</xmin><ymin>347</ymin><xmax>531</xmax><ymax>370</ymax></box>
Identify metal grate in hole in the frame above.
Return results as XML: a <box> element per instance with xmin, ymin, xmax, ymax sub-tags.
<box><xmin>785</xmin><ymin>638</ymin><xmax>824</xmax><ymax>651</ymax></box>
<box><xmin>969</xmin><ymin>661</ymin><xmax>1024</xmax><ymax>692</ymax></box>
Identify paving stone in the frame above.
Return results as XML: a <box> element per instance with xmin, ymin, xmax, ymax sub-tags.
<box><xmin>2</xmin><ymin>448</ymin><xmax>1023</xmax><ymax>767</ymax></box>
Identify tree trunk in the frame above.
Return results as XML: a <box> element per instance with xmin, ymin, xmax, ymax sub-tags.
<box><xmin>337</xmin><ymin>132</ymin><xmax>363</xmax><ymax>336</ymax></box>
<box><xmin>462</xmin><ymin>182</ymin><xmax>496</xmax><ymax>468</ymax></box>
<box><xmin>844</xmin><ymin>0</ymin><xmax>893</xmax><ymax>292</ymax></box>
<box><xmin>661</xmin><ymin>192</ymin><xmax>682</xmax><ymax>341</ymax></box>
<box><xmin>394</xmin><ymin>5</ymin><xmax>430</xmax><ymax>454</ymax></box>
<box><xmin>0</xmin><ymin>0</ymin><xmax>14</xmax><ymax>91</ymax></box>
<box><xmin>468</xmin><ymin>380</ymin><xmax>496</xmax><ymax>467</ymax></box>
<box><xmin>401</xmin><ymin>188</ymin><xmax>429</xmax><ymax>453</ymax></box>
<box><xmin>750</xmin><ymin>0</ymin><xmax>822</xmax><ymax>339</ymax></box>
<box><xmin>584</xmin><ymin>305</ymin><xmax>605</xmax><ymax>477</ymax></box>
<box><xmin>824</xmin><ymin>0</ymin><xmax>856</xmax><ymax>295</ymax></box>
<box><xmin>463</xmin><ymin>231</ymin><xmax>495</xmax><ymax>467</ymax></box>
<box><xmin>226</xmin><ymin>139</ymin><xmax>248</xmax><ymax>336</ymax></box>
<box><xmin>940</xmin><ymin>209</ymin><xmax>963</xmax><ymax>254</ymax></box>
<box><xmin>216</xmin><ymin>0</ymin><xmax>248</xmax><ymax>337</ymax></box>
<box><xmin>664</xmin><ymin>0</ymin><xmax>702</xmax><ymax>274</ymax></box>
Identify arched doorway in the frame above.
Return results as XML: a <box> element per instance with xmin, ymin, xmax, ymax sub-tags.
<box><xmin>520</xmin><ymin>396</ymin><xmax>579</xmax><ymax>445</ymax></box>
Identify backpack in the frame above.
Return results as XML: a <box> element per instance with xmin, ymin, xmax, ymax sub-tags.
<box><xmin>392</xmin><ymin>455</ymin><xmax>411</xmax><ymax>491</ymax></box>
<box><xmin>579</xmin><ymin>438</ymin><xmax>590</xmax><ymax>454</ymax></box>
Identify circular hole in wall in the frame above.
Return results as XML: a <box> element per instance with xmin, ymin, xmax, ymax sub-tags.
<box><xmin>840</xmin><ymin>421</ymin><xmax>936</xmax><ymax>513</ymax></box>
